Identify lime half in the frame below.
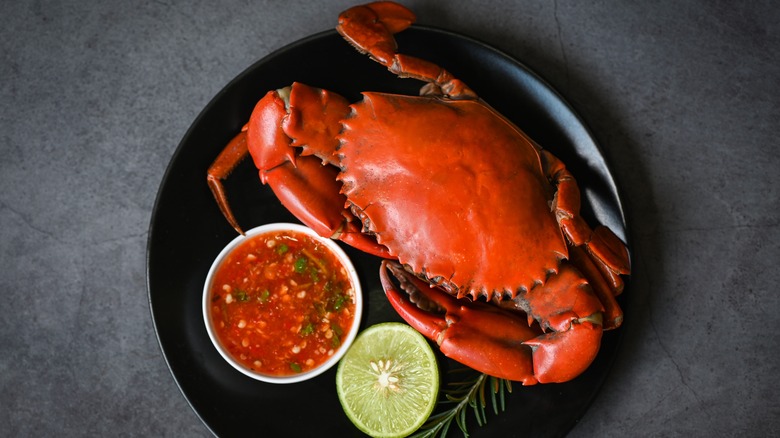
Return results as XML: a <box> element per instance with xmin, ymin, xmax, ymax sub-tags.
<box><xmin>336</xmin><ymin>323</ymin><xmax>439</xmax><ymax>438</ymax></box>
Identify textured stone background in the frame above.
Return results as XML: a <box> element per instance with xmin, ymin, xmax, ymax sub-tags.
<box><xmin>2</xmin><ymin>0</ymin><xmax>778</xmax><ymax>436</ymax></box>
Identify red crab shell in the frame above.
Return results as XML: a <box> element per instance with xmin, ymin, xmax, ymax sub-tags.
<box><xmin>337</xmin><ymin>92</ymin><xmax>568</xmax><ymax>301</ymax></box>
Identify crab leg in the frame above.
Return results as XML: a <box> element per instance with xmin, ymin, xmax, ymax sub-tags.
<box><xmin>542</xmin><ymin>149</ymin><xmax>631</xmax><ymax>294</ymax></box>
<box><xmin>207</xmin><ymin>83</ymin><xmax>391</xmax><ymax>258</ymax></box>
<box><xmin>207</xmin><ymin>128</ymin><xmax>251</xmax><ymax>234</ymax></box>
<box><xmin>337</xmin><ymin>1</ymin><xmax>476</xmax><ymax>99</ymax></box>
<box><xmin>568</xmin><ymin>245</ymin><xmax>623</xmax><ymax>329</ymax></box>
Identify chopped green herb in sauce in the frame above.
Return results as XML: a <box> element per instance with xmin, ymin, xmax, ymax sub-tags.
<box><xmin>235</xmin><ymin>289</ymin><xmax>250</xmax><ymax>302</ymax></box>
<box><xmin>331</xmin><ymin>323</ymin><xmax>343</xmax><ymax>347</ymax></box>
<box><xmin>329</xmin><ymin>292</ymin><xmax>348</xmax><ymax>311</ymax></box>
<box><xmin>300</xmin><ymin>322</ymin><xmax>315</xmax><ymax>336</ymax></box>
<box><xmin>294</xmin><ymin>257</ymin><xmax>308</xmax><ymax>273</ymax></box>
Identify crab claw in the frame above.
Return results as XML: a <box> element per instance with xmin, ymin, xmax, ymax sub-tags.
<box><xmin>382</xmin><ymin>260</ymin><xmax>606</xmax><ymax>384</ymax></box>
<box><xmin>523</xmin><ymin>316</ymin><xmax>602</xmax><ymax>383</ymax></box>
<box><xmin>511</xmin><ymin>263</ymin><xmax>605</xmax><ymax>383</ymax></box>
<box><xmin>337</xmin><ymin>1</ymin><xmax>476</xmax><ymax>99</ymax></box>
<box><xmin>381</xmin><ymin>261</ymin><xmax>542</xmax><ymax>385</ymax></box>
<box><xmin>207</xmin><ymin>83</ymin><xmax>392</xmax><ymax>259</ymax></box>
<box><xmin>336</xmin><ymin>1</ymin><xmax>416</xmax><ymax>66</ymax></box>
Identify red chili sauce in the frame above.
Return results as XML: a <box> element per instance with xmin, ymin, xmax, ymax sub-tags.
<box><xmin>208</xmin><ymin>230</ymin><xmax>357</xmax><ymax>376</ymax></box>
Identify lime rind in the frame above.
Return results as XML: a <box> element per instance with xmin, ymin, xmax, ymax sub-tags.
<box><xmin>336</xmin><ymin>323</ymin><xmax>439</xmax><ymax>438</ymax></box>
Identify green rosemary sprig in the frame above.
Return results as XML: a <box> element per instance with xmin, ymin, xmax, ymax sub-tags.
<box><xmin>409</xmin><ymin>369</ymin><xmax>513</xmax><ymax>438</ymax></box>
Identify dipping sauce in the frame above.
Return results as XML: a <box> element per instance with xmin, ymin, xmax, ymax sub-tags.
<box><xmin>206</xmin><ymin>228</ymin><xmax>358</xmax><ymax>377</ymax></box>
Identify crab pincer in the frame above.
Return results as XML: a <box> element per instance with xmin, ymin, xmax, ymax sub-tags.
<box><xmin>381</xmin><ymin>261</ymin><xmax>541</xmax><ymax>385</ymax></box>
<box><xmin>382</xmin><ymin>260</ymin><xmax>605</xmax><ymax>384</ymax></box>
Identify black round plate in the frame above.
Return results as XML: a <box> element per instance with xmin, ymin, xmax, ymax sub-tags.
<box><xmin>147</xmin><ymin>27</ymin><xmax>628</xmax><ymax>437</ymax></box>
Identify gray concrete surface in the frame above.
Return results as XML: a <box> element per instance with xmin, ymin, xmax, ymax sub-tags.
<box><xmin>2</xmin><ymin>0</ymin><xmax>778</xmax><ymax>436</ymax></box>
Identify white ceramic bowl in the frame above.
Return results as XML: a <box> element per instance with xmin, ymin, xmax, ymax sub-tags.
<box><xmin>203</xmin><ymin>223</ymin><xmax>363</xmax><ymax>384</ymax></box>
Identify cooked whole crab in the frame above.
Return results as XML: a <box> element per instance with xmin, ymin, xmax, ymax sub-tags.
<box><xmin>207</xmin><ymin>1</ymin><xmax>630</xmax><ymax>385</ymax></box>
